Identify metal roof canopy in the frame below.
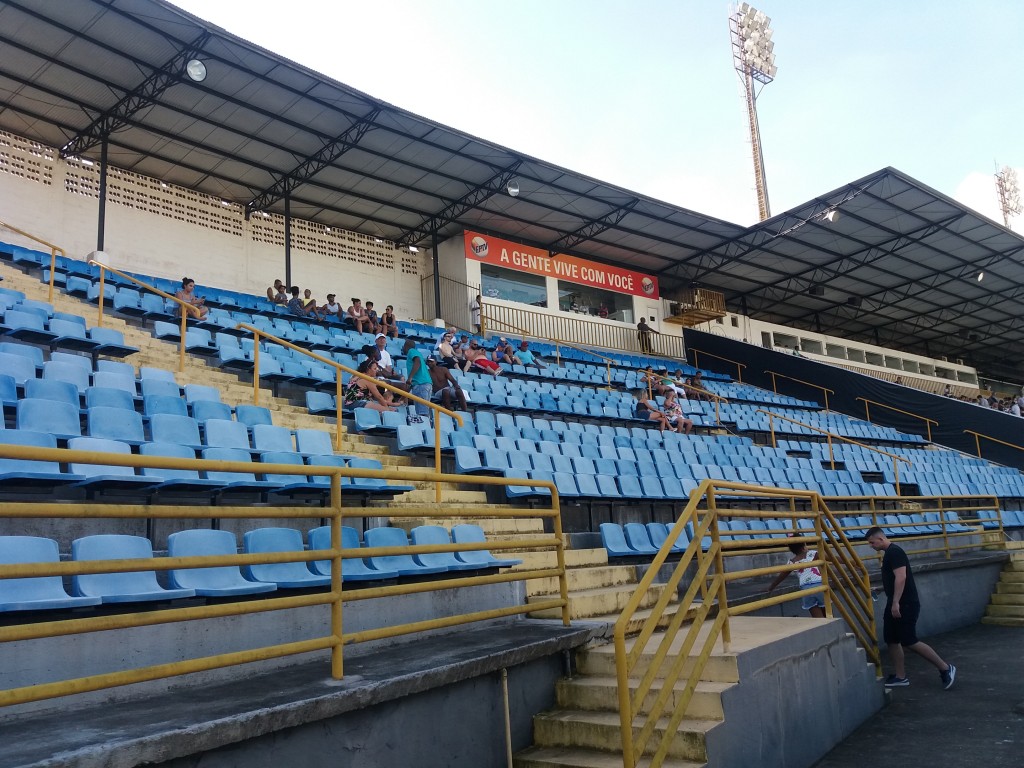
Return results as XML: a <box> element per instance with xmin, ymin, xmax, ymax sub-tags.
<box><xmin>658</xmin><ymin>168</ymin><xmax>1024</xmax><ymax>379</ymax></box>
<box><xmin>0</xmin><ymin>1</ymin><xmax>1021</xmax><ymax>379</ymax></box>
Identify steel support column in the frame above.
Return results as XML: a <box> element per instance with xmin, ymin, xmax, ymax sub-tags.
<box><xmin>431</xmin><ymin>232</ymin><xmax>442</xmax><ymax>321</ymax></box>
<box><xmin>97</xmin><ymin>139</ymin><xmax>109</xmax><ymax>251</ymax></box>
<box><xmin>284</xmin><ymin>194</ymin><xmax>292</xmax><ymax>288</ymax></box>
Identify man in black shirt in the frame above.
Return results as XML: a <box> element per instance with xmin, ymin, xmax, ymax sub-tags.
<box><xmin>866</xmin><ymin>527</ymin><xmax>956</xmax><ymax>690</ymax></box>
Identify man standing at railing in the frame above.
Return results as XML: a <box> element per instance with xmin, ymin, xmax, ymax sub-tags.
<box><xmin>636</xmin><ymin>318</ymin><xmax>659</xmax><ymax>354</ymax></box>
<box><xmin>866</xmin><ymin>527</ymin><xmax>956</xmax><ymax>691</ymax></box>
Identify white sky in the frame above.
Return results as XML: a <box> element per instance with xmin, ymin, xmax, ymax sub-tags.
<box><xmin>172</xmin><ymin>0</ymin><xmax>1023</xmax><ymax>228</ymax></box>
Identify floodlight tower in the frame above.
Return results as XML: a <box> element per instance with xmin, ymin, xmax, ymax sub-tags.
<box><xmin>729</xmin><ymin>3</ymin><xmax>778</xmax><ymax>221</ymax></box>
<box><xmin>995</xmin><ymin>165</ymin><xmax>1022</xmax><ymax>229</ymax></box>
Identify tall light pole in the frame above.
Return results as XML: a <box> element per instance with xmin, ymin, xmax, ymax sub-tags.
<box><xmin>995</xmin><ymin>165</ymin><xmax>1021</xmax><ymax>229</ymax></box>
<box><xmin>729</xmin><ymin>3</ymin><xmax>777</xmax><ymax>222</ymax></box>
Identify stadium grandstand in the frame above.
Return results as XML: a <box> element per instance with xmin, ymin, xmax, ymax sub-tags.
<box><xmin>1</xmin><ymin>2</ymin><xmax>1023</xmax><ymax>767</ymax></box>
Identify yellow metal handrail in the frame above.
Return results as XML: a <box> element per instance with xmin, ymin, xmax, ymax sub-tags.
<box><xmin>963</xmin><ymin>429</ymin><xmax>1024</xmax><ymax>460</ymax></box>
<box><xmin>856</xmin><ymin>397</ymin><xmax>938</xmax><ymax>442</ymax></box>
<box><xmin>765</xmin><ymin>369</ymin><xmax>834</xmax><ymax>411</ymax></box>
<box><xmin>755</xmin><ymin>408</ymin><xmax>910</xmax><ymax>495</ymax></box>
<box><xmin>614</xmin><ymin>480</ymin><xmax>876</xmax><ymax>768</ymax></box>
<box><xmin>689</xmin><ymin>348</ymin><xmax>746</xmax><ymax>383</ymax></box>
<box><xmin>0</xmin><ymin>442</ymin><xmax>568</xmax><ymax>708</ymax></box>
<box><xmin>235</xmin><ymin>323</ymin><xmax>463</xmax><ymax>503</ymax></box>
<box><xmin>480</xmin><ymin>311</ymin><xmax>617</xmax><ymax>390</ymax></box>
<box><xmin>88</xmin><ymin>259</ymin><xmax>200</xmax><ymax>373</ymax></box>
<box><xmin>0</xmin><ymin>219</ymin><xmax>66</xmax><ymax>305</ymax></box>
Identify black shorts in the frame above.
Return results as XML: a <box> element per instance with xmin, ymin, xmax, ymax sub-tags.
<box><xmin>882</xmin><ymin>602</ymin><xmax>920</xmax><ymax>646</ymax></box>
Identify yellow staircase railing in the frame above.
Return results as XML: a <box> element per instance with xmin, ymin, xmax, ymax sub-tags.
<box><xmin>614</xmin><ymin>480</ymin><xmax>877</xmax><ymax>768</ymax></box>
<box><xmin>765</xmin><ymin>370</ymin><xmax>834</xmax><ymax>411</ymax></box>
<box><xmin>688</xmin><ymin>348</ymin><xmax>746</xmax><ymax>383</ymax></box>
<box><xmin>0</xmin><ymin>219</ymin><xmax>65</xmax><ymax>305</ymax></box>
<box><xmin>963</xmin><ymin>429</ymin><xmax>1024</xmax><ymax>461</ymax></box>
<box><xmin>856</xmin><ymin>397</ymin><xmax>938</xmax><ymax>442</ymax></box>
<box><xmin>0</xmin><ymin>442</ymin><xmax>567</xmax><ymax>708</ymax></box>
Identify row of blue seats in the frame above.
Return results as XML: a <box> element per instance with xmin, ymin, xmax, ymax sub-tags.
<box><xmin>0</xmin><ymin>524</ymin><xmax>519</xmax><ymax>612</ymax></box>
<box><xmin>0</xmin><ymin>293</ymin><xmax>137</xmax><ymax>358</ymax></box>
<box><xmin>0</xmin><ymin>431</ymin><xmax>411</xmax><ymax>499</ymax></box>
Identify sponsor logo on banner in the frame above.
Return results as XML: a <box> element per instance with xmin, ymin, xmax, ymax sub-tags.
<box><xmin>463</xmin><ymin>231</ymin><xmax>659</xmax><ymax>299</ymax></box>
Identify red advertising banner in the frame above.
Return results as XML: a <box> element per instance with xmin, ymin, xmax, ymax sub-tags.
<box><xmin>463</xmin><ymin>230</ymin><xmax>659</xmax><ymax>299</ymax></box>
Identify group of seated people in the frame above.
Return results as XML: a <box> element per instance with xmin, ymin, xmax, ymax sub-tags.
<box><xmin>641</xmin><ymin>366</ymin><xmax>710</xmax><ymax>402</ymax></box>
<box><xmin>266</xmin><ymin>279</ymin><xmax>398</xmax><ymax>337</ymax></box>
<box><xmin>434</xmin><ymin>330</ymin><xmax>547</xmax><ymax>377</ymax></box>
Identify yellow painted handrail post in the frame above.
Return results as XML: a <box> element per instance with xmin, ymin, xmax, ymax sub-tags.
<box><xmin>605</xmin><ymin>361</ymin><xmax>612</xmax><ymax>390</ymax></box>
<box><xmin>714</xmin><ymin>396</ymin><xmax>720</xmax><ymax>425</ymax></box>
<box><xmin>815</xmin><ymin>496</ymin><xmax>834</xmax><ymax>619</ymax></box>
<box><xmin>769</xmin><ymin>371</ymin><xmax>778</xmax><ymax>394</ymax></box>
<box><xmin>647</xmin><ymin>371</ymin><xmax>653</xmax><ymax>402</ymax></box>
<box><xmin>973</xmin><ymin>431</ymin><xmax>982</xmax><ymax>458</ymax></box>
<box><xmin>893</xmin><ymin>459</ymin><xmax>901</xmax><ymax>497</ymax></box>
<box><xmin>334</xmin><ymin>370</ymin><xmax>344</xmax><ymax>453</ymax></box>
<box><xmin>768</xmin><ymin>412</ymin><xmax>777</xmax><ymax>448</ymax></box>
<box><xmin>551</xmin><ymin>489</ymin><xmax>570</xmax><ymax>626</ymax></box>
<box><xmin>178</xmin><ymin>297</ymin><xmax>188</xmax><ymax>375</ymax></box>
<box><xmin>96</xmin><ymin>266</ymin><xmax>106</xmax><ymax>328</ymax></box>
<box><xmin>863</xmin><ymin>400</ymin><xmax>871</xmax><ymax>423</ymax></box>
<box><xmin>251</xmin><ymin>334</ymin><xmax>261</xmax><ymax>407</ymax></box>
<box><xmin>330</xmin><ymin>472</ymin><xmax>344</xmax><ymax>679</ymax></box>
<box><xmin>434</xmin><ymin>412</ymin><xmax>442</xmax><ymax>504</ymax></box>
<box><xmin>823</xmin><ymin>389</ymin><xmax>830</xmax><ymax>411</ymax></box>
<box><xmin>555</xmin><ymin>342</ymin><xmax>561</xmax><ymax>367</ymax></box>
<box><xmin>827</xmin><ymin>435</ymin><xmax>835</xmax><ymax>470</ymax></box>
<box><xmin>48</xmin><ymin>247</ymin><xmax>57</xmax><ymax>305</ymax></box>
<box><xmin>707</xmin><ymin>487</ymin><xmax>730</xmax><ymax>650</ymax></box>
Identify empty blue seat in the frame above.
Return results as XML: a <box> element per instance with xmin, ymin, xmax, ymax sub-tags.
<box><xmin>49</xmin><ymin>318</ymin><xmax>100</xmax><ymax>351</ymax></box>
<box><xmin>17</xmin><ymin>397</ymin><xmax>82</xmax><ymax>439</ymax></box>
<box><xmin>143</xmin><ymin>394</ymin><xmax>189</xmax><ymax>417</ymax></box>
<box><xmin>203</xmin><ymin>418</ymin><xmax>252</xmax><ymax>450</ymax></box>
<box><xmin>0</xmin><ymin>429</ymin><xmax>84</xmax><ymax>486</ymax></box>
<box><xmin>85</xmin><ymin>386</ymin><xmax>136</xmax><ymax>411</ymax></box>
<box><xmin>308</xmin><ymin>525</ymin><xmax>399</xmax><ymax>581</ymax></box>
<box><xmin>201</xmin><ymin>447</ymin><xmax>281</xmax><ymax>493</ymax></box>
<box><xmin>24</xmin><ymin>378</ymin><xmax>80</xmax><ymax>408</ymax></box>
<box><xmin>184</xmin><ymin>383</ymin><xmax>221</xmax><ymax>404</ymax></box>
<box><xmin>600</xmin><ymin>523</ymin><xmax>637</xmax><ymax>557</ymax></box>
<box><xmin>450</xmin><ymin>524</ymin><xmax>522</xmax><ymax>567</ymax></box>
<box><xmin>149</xmin><ymin>413</ymin><xmax>203</xmax><ymax>447</ymax></box>
<box><xmin>3</xmin><ymin>309</ymin><xmax>56</xmax><ymax>343</ymax></box>
<box><xmin>0</xmin><ymin>536</ymin><xmax>102</xmax><ymax>612</ymax></box>
<box><xmin>166</xmin><ymin>529</ymin><xmax>277</xmax><ymax>597</ymax></box>
<box><xmin>363</xmin><ymin>527</ymin><xmax>448</xmax><ymax>576</ymax></box>
<box><xmin>410</xmin><ymin>526</ymin><xmax>480</xmax><ymax>571</ymax></box>
<box><xmin>42</xmin><ymin>360</ymin><xmax>90</xmax><ymax>394</ymax></box>
<box><xmin>72</xmin><ymin>535</ymin><xmax>196</xmax><ymax>603</ymax></box>
<box><xmin>192</xmin><ymin>399</ymin><xmax>233</xmax><ymax>422</ymax></box>
<box><xmin>295</xmin><ymin>428</ymin><xmax>335</xmax><ymax>456</ymax></box>
<box><xmin>305</xmin><ymin>391</ymin><xmax>336</xmax><ymax>415</ymax></box>
<box><xmin>242</xmin><ymin>527</ymin><xmax>332</xmax><ymax>588</ymax></box>
<box><xmin>252</xmin><ymin>424</ymin><xmax>294</xmax><ymax>453</ymax></box>
<box><xmin>236</xmin><ymin>404</ymin><xmax>273</xmax><ymax>428</ymax></box>
<box><xmin>140</xmin><ymin>378</ymin><xmax>183</xmax><ymax>399</ymax></box>
<box><xmin>624</xmin><ymin>522</ymin><xmax>659</xmax><ymax>555</ymax></box>
<box><xmin>138</xmin><ymin>442</ymin><xmax>222</xmax><ymax>493</ymax></box>
<box><xmin>89</xmin><ymin>326</ymin><xmax>139</xmax><ymax>357</ymax></box>
<box><xmin>69</xmin><ymin>437</ymin><xmax>161</xmax><ymax>491</ymax></box>
<box><xmin>0</xmin><ymin>351</ymin><xmax>37</xmax><ymax>386</ymax></box>
<box><xmin>87</xmin><ymin>406</ymin><xmax>145</xmax><ymax>444</ymax></box>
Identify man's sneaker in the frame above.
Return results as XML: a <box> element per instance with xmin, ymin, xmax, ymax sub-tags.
<box><xmin>941</xmin><ymin>664</ymin><xmax>957</xmax><ymax>690</ymax></box>
<box><xmin>884</xmin><ymin>675</ymin><xmax>910</xmax><ymax>688</ymax></box>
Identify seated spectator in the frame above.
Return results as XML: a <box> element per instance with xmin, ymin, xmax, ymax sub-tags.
<box><xmin>493</xmin><ymin>338</ymin><xmax>515</xmax><ymax>365</ymax></box>
<box><xmin>436</xmin><ymin>332</ymin><xmax>458</xmax><ymax>368</ymax></box>
<box><xmin>302</xmin><ymin>289</ymin><xmax>326</xmax><ymax>320</ymax></box>
<box><xmin>374</xmin><ymin>334</ymin><xmax>404</xmax><ymax>382</ymax></box>
<box><xmin>175</xmin><ymin>277</ymin><xmax>208</xmax><ymax>320</ymax></box>
<box><xmin>634</xmin><ymin>391</ymin><xmax>672</xmax><ymax>433</ymax></box>
<box><xmin>662</xmin><ymin>390</ymin><xmax>693</xmax><ymax>435</ymax></box>
<box><xmin>322</xmin><ymin>293</ymin><xmax>343</xmax><ymax>321</ymax></box>
<box><xmin>671</xmin><ymin>369</ymin><xmax>690</xmax><ymax>398</ymax></box>
<box><xmin>426</xmin><ymin>358</ymin><xmax>468</xmax><ymax>411</ymax></box>
<box><xmin>598</xmin><ymin>303</ymin><xmax>609</xmax><ymax>319</ymax></box>
<box><xmin>641</xmin><ymin>367</ymin><xmax>671</xmax><ymax>397</ymax></box>
<box><xmin>514</xmin><ymin>340</ymin><xmax>546</xmax><ymax>369</ymax></box>
<box><xmin>364</xmin><ymin>301</ymin><xmax>381</xmax><ymax>334</ymax></box>
<box><xmin>453</xmin><ymin>335</ymin><xmax>469</xmax><ymax>363</ymax></box>
<box><xmin>464</xmin><ymin>340</ymin><xmax>501</xmax><ymax>377</ymax></box>
<box><xmin>379</xmin><ymin>305</ymin><xmax>398</xmax><ymax>338</ymax></box>
<box><xmin>266</xmin><ymin>279</ymin><xmax>287</xmax><ymax>305</ymax></box>
<box><xmin>347</xmin><ymin>297</ymin><xmax>370</xmax><ymax>333</ymax></box>
<box><xmin>343</xmin><ymin>358</ymin><xmax>397</xmax><ymax>413</ymax></box>
<box><xmin>287</xmin><ymin>286</ymin><xmax>314</xmax><ymax>318</ymax></box>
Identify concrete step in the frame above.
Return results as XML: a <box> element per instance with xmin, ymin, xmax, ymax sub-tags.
<box><xmin>592</xmin><ymin>601</ymin><xmax>704</xmax><ymax>638</ymax></box>
<box><xmin>998</xmin><ymin>570</ymin><xmax>1024</xmax><ymax>583</ymax></box>
<box><xmin>388</xmin><ymin>489</ymin><xmax>491</xmax><ymax>505</ymax></box>
<box><xmin>514</xmin><ymin>745</ymin><xmax>705</xmax><ymax>768</ymax></box>
<box><xmin>995</xmin><ymin>581</ymin><xmax>1024</xmax><ymax>594</ymax></box>
<box><xmin>528</xmin><ymin>564</ymin><xmax>644</xmax><ymax>598</ymax></box>
<box><xmin>984</xmin><ymin>604</ymin><xmax>1024</xmax><ymax>618</ymax></box>
<box><xmin>529</xmin><ymin>583</ymin><xmax>675</xmax><ymax>621</ymax></box>
<box><xmin>576</xmin><ymin>631</ymin><xmax>738</xmax><ymax>684</ymax></box>
<box><xmin>514</xmin><ymin>548</ymin><xmax>609</xmax><ymax>571</ymax></box>
<box><xmin>981</xmin><ymin>615</ymin><xmax>1024</xmax><ymax>627</ymax></box>
<box><xmin>1007</xmin><ymin>559</ymin><xmax>1024</xmax><ymax>572</ymax></box>
<box><xmin>391</xmin><ymin>516</ymin><xmax>547</xmax><ymax>536</ymax></box>
<box><xmin>989</xmin><ymin>592</ymin><xmax>1024</xmax><ymax>605</ymax></box>
<box><xmin>556</xmin><ymin>675</ymin><xmax>729</xmax><ymax>720</ymax></box>
<box><xmin>530</xmin><ymin>708</ymin><xmax>718</xmax><ymax>762</ymax></box>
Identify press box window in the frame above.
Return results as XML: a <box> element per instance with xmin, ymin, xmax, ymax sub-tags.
<box><xmin>480</xmin><ymin>264</ymin><xmax>548</xmax><ymax>308</ymax></box>
<box><xmin>557</xmin><ymin>281</ymin><xmax>633</xmax><ymax>322</ymax></box>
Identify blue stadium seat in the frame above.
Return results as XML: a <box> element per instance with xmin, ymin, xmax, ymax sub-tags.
<box><xmin>252</xmin><ymin>424</ymin><xmax>295</xmax><ymax>453</ymax></box>
<box><xmin>305</xmin><ymin>391</ymin><xmax>335</xmax><ymax>415</ymax></box>
<box><xmin>0</xmin><ymin>536</ymin><xmax>102</xmax><ymax>611</ymax></box>
<box><xmin>3</xmin><ymin>309</ymin><xmax>57</xmax><ymax>343</ymax></box>
<box><xmin>259</xmin><ymin>451</ymin><xmax>326</xmax><ymax>497</ymax></box>
<box><xmin>242</xmin><ymin>527</ymin><xmax>331</xmax><ymax>588</ymax></box>
<box><xmin>85</xmin><ymin>386</ymin><xmax>136</xmax><ymax>411</ymax></box>
<box><xmin>600</xmin><ymin>523</ymin><xmax>637</xmax><ymax>557</ymax></box>
<box><xmin>235</xmin><ymin>404</ymin><xmax>273</xmax><ymax>428</ymax></box>
<box><xmin>191</xmin><ymin>399</ymin><xmax>233</xmax><ymax>422</ymax></box>
<box><xmin>0</xmin><ymin>351</ymin><xmax>38</xmax><ymax>386</ymax></box>
<box><xmin>0</xmin><ymin>429</ymin><xmax>84</xmax><ymax>486</ymax></box>
<box><xmin>623</xmin><ymin>522</ymin><xmax>659</xmax><ymax>555</ymax></box>
<box><xmin>24</xmin><ymin>378</ymin><xmax>80</xmax><ymax>408</ymax></box>
<box><xmin>87</xmin><ymin>406</ymin><xmax>145</xmax><ymax>445</ymax></box>
<box><xmin>72</xmin><ymin>534</ymin><xmax>196</xmax><ymax>603</ymax></box>
<box><xmin>140</xmin><ymin>378</ymin><xmax>183</xmax><ymax>399</ymax></box>
<box><xmin>69</xmin><ymin>437</ymin><xmax>161</xmax><ymax>491</ymax></box>
<box><xmin>184</xmin><ymin>383</ymin><xmax>221</xmax><ymax>404</ymax></box>
<box><xmin>143</xmin><ymin>394</ymin><xmax>189</xmax><ymax>417</ymax></box>
<box><xmin>295</xmin><ymin>428</ymin><xmax>335</xmax><ymax>456</ymax></box>
<box><xmin>88</xmin><ymin>327</ymin><xmax>139</xmax><ymax>357</ymax></box>
<box><xmin>138</xmin><ymin>442</ymin><xmax>221</xmax><ymax>493</ymax></box>
<box><xmin>410</xmin><ymin>526</ymin><xmax>480</xmax><ymax>571</ymax></box>
<box><xmin>307</xmin><ymin>525</ymin><xmax>399</xmax><ymax>581</ymax></box>
<box><xmin>167</xmin><ymin>530</ymin><xmax>277</xmax><ymax>597</ymax></box>
<box><xmin>49</xmin><ymin>318</ymin><xmax>101</xmax><ymax>351</ymax></box>
<box><xmin>203</xmin><ymin>418</ymin><xmax>252</xmax><ymax>450</ymax></box>
<box><xmin>450</xmin><ymin>524</ymin><xmax>522</xmax><ymax>568</ymax></box>
<box><xmin>17</xmin><ymin>397</ymin><xmax>82</xmax><ymax>439</ymax></box>
<box><xmin>42</xmin><ymin>360</ymin><xmax>90</xmax><ymax>393</ymax></box>
<box><xmin>149</xmin><ymin>413</ymin><xmax>203</xmax><ymax>448</ymax></box>
<box><xmin>201</xmin><ymin>447</ymin><xmax>281</xmax><ymax>493</ymax></box>
<box><xmin>363</xmin><ymin>527</ymin><xmax>448</xmax><ymax>576</ymax></box>
<box><xmin>91</xmin><ymin>370</ymin><xmax>137</xmax><ymax>394</ymax></box>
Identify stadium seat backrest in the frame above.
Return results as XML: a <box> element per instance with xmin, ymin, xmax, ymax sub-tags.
<box><xmin>236</xmin><ymin>405</ymin><xmax>273</xmax><ymax>428</ymax></box>
<box><xmin>203</xmin><ymin>418</ymin><xmax>251</xmax><ymax>450</ymax></box>
<box><xmin>139</xmin><ymin>441</ymin><xmax>201</xmax><ymax>480</ymax></box>
<box><xmin>24</xmin><ymin>377</ymin><xmax>80</xmax><ymax>407</ymax></box>
<box><xmin>192</xmin><ymin>399</ymin><xmax>233</xmax><ymax>422</ymax></box>
<box><xmin>167</xmin><ymin>529</ymin><xmax>275</xmax><ymax>595</ymax></box>
<box><xmin>88</xmin><ymin>406</ymin><xmax>144</xmax><ymax>443</ymax></box>
<box><xmin>42</xmin><ymin>360</ymin><xmax>91</xmax><ymax>393</ymax></box>
<box><xmin>0</xmin><ymin>536</ymin><xmax>102</xmax><ymax>611</ymax></box>
<box><xmin>71</xmin><ymin>534</ymin><xmax>187</xmax><ymax>599</ymax></box>
<box><xmin>295</xmin><ymin>428</ymin><xmax>334</xmax><ymax>456</ymax></box>
<box><xmin>85</xmin><ymin>386</ymin><xmax>136</xmax><ymax>411</ymax></box>
<box><xmin>17</xmin><ymin>397</ymin><xmax>82</xmax><ymax>437</ymax></box>
<box><xmin>150</xmin><ymin>413</ymin><xmax>202</xmax><ymax>446</ymax></box>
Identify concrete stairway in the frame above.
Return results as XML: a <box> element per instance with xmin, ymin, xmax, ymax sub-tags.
<box><xmin>515</xmin><ymin>617</ymin><xmax>883</xmax><ymax>768</ymax></box>
<box><xmin>982</xmin><ymin>547</ymin><xmax>1024</xmax><ymax>627</ymax></box>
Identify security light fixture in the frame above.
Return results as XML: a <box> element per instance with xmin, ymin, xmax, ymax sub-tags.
<box><xmin>506</xmin><ymin>180</ymin><xmax>520</xmax><ymax>198</ymax></box>
<box><xmin>977</xmin><ymin>272</ymin><xmax>984</xmax><ymax>282</ymax></box>
<box><xmin>729</xmin><ymin>4</ymin><xmax>778</xmax><ymax>221</ymax></box>
<box><xmin>185</xmin><ymin>59</ymin><xmax>207</xmax><ymax>83</ymax></box>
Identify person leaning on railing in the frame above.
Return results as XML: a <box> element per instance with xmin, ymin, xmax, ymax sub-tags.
<box><xmin>175</xmin><ymin>277</ymin><xmax>208</xmax><ymax>320</ymax></box>
<box><xmin>766</xmin><ymin>538</ymin><xmax>826</xmax><ymax>618</ymax></box>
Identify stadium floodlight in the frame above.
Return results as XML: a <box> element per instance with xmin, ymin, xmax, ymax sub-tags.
<box><xmin>506</xmin><ymin>180</ymin><xmax>520</xmax><ymax>197</ymax></box>
<box><xmin>995</xmin><ymin>165</ymin><xmax>1021</xmax><ymax>229</ymax></box>
<box><xmin>729</xmin><ymin>3</ymin><xmax>777</xmax><ymax>222</ymax></box>
<box><xmin>185</xmin><ymin>59</ymin><xmax>207</xmax><ymax>83</ymax></box>
<box><xmin>977</xmin><ymin>272</ymin><xmax>984</xmax><ymax>282</ymax></box>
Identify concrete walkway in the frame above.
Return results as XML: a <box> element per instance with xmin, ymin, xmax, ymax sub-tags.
<box><xmin>814</xmin><ymin>623</ymin><xmax>1024</xmax><ymax>768</ymax></box>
